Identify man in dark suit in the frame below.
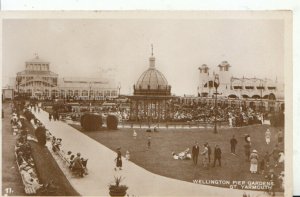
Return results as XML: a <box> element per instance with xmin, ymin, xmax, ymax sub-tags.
<box><xmin>192</xmin><ymin>141</ymin><xmax>200</xmax><ymax>165</ymax></box>
<box><xmin>213</xmin><ymin>144</ymin><xmax>222</xmax><ymax>167</ymax></box>
<box><xmin>230</xmin><ymin>135</ymin><xmax>238</xmax><ymax>154</ymax></box>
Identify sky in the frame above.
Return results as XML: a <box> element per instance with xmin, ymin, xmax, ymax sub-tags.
<box><xmin>2</xmin><ymin>17</ymin><xmax>285</xmax><ymax>96</ymax></box>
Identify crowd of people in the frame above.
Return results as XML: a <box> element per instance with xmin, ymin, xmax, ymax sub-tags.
<box><xmin>10</xmin><ymin>105</ymin><xmax>42</xmax><ymax>194</ymax></box>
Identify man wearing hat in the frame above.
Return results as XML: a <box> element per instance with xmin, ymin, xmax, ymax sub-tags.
<box><xmin>250</xmin><ymin>149</ymin><xmax>259</xmax><ymax>173</ymax></box>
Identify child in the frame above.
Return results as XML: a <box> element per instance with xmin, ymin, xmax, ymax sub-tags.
<box><xmin>265</xmin><ymin>129</ymin><xmax>271</xmax><ymax>145</ymax></box>
<box><xmin>133</xmin><ymin>130</ymin><xmax>137</xmax><ymax>139</ymax></box>
<box><xmin>125</xmin><ymin>150</ymin><xmax>130</xmax><ymax>160</ymax></box>
<box><xmin>147</xmin><ymin>135</ymin><xmax>151</xmax><ymax>150</ymax></box>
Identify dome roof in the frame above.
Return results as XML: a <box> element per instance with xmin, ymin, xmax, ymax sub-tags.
<box><xmin>134</xmin><ymin>53</ymin><xmax>171</xmax><ymax>96</ymax></box>
<box><xmin>136</xmin><ymin>67</ymin><xmax>169</xmax><ymax>90</ymax></box>
<box><xmin>135</xmin><ymin>54</ymin><xmax>170</xmax><ymax>90</ymax></box>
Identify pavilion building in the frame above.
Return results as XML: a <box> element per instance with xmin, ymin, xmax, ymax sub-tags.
<box><xmin>129</xmin><ymin>50</ymin><xmax>174</xmax><ymax>122</ymax></box>
<box><xmin>15</xmin><ymin>55</ymin><xmax>118</xmax><ymax>100</ymax></box>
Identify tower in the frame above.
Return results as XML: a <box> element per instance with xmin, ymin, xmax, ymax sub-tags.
<box><xmin>198</xmin><ymin>64</ymin><xmax>210</xmax><ymax>97</ymax></box>
<box><xmin>218</xmin><ymin>61</ymin><xmax>231</xmax><ymax>94</ymax></box>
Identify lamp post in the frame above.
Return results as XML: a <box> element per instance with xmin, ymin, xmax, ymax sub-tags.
<box><xmin>214</xmin><ymin>74</ymin><xmax>220</xmax><ymax>134</ymax></box>
<box><xmin>258</xmin><ymin>80</ymin><xmax>264</xmax><ymax>112</ymax></box>
<box><xmin>118</xmin><ymin>82</ymin><xmax>121</xmax><ymax>97</ymax></box>
<box><xmin>89</xmin><ymin>82</ymin><xmax>92</xmax><ymax>112</ymax></box>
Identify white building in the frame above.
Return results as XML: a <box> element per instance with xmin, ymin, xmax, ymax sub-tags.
<box><xmin>15</xmin><ymin>56</ymin><xmax>119</xmax><ymax>100</ymax></box>
<box><xmin>195</xmin><ymin>61</ymin><xmax>284</xmax><ymax>112</ymax></box>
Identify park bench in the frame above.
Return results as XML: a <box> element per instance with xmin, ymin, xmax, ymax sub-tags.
<box><xmin>51</xmin><ymin>137</ymin><xmax>88</xmax><ymax>177</ymax></box>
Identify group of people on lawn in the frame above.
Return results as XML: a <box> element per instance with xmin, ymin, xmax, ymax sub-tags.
<box><xmin>191</xmin><ymin>141</ymin><xmax>222</xmax><ymax>168</ymax></box>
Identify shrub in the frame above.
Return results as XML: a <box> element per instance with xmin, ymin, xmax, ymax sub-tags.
<box><xmin>35</xmin><ymin>126</ymin><xmax>47</xmax><ymax>146</ymax></box>
<box><xmin>80</xmin><ymin>113</ymin><xmax>102</xmax><ymax>131</ymax></box>
<box><xmin>107</xmin><ymin>115</ymin><xmax>118</xmax><ymax>130</ymax></box>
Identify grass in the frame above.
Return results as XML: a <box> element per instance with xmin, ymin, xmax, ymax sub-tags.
<box><xmin>70</xmin><ymin>123</ymin><xmax>284</xmax><ymax>191</ymax></box>
<box><xmin>2</xmin><ymin>102</ymin><xmax>79</xmax><ymax>196</ymax></box>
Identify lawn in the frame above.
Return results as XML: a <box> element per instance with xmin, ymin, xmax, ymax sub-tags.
<box><xmin>70</xmin><ymin>123</ymin><xmax>284</xmax><ymax>191</ymax></box>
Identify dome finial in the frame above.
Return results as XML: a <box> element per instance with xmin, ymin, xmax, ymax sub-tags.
<box><xmin>151</xmin><ymin>44</ymin><xmax>154</xmax><ymax>56</ymax></box>
<box><xmin>149</xmin><ymin>44</ymin><xmax>155</xmax><ymax>69</ymax></box>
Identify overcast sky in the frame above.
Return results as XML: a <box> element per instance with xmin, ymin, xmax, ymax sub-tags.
<box><xmin>2</xmin><ymin>17</ymin><xmax>284</xmax><ymax>95</ymax></box>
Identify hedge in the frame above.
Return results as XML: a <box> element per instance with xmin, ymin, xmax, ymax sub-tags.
<box><xmin>107</xmin><ymin>115</ymin><xmax>118</xmax><ymax>130</ymax></box>
<box><xmin>80</xmin><ymin>113</ymin><xmax>102</xmax><ymax>131</ymax></box>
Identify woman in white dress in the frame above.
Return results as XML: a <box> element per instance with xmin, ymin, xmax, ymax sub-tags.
<box><xmin>265</xmin><ymin>129</ymin><xmax>271</xmax><ymax>145</ymax></box>
<box><xmin>250</xmin><ymin>150</ymin><xmax>259</xmax><ymax>173</ymax></box>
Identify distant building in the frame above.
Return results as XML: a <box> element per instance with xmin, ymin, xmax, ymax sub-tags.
<box><xmin>15</xmin><ymin>55</ymin><xmax>118</xmax><ymax>100</ymax></box>
<box><xmin>196</xmin><ymin>61</ymin><xmax>284</xmax><ymax>112</ymax></box>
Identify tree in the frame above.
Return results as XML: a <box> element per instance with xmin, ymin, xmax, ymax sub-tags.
<box><xmin>35</xmin><ymin>126</ymin><xmax>47</xmax><ymax>146</ymax></box>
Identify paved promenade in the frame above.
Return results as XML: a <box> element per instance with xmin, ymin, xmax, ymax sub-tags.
<box><xmin>32</xmin><ymin>109</ymin><xmax>268</xmax><ymax>197</ymax></box>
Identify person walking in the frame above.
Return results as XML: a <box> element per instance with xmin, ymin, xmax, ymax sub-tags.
<box><xmin>115</xmin><ymin>147</ymin><xmax>122</xmax><ymax>171</ymax></box>
<box><xmin>213</xmin><ymin>145</ymin><xmax>222</xmax><ymax>167</ymax></box>
<box><xmin>147</xmin><ymin>135</ymin><xmax>151</xmax><ymax>150</ymax></box>
<box><xmin>49</xmin><ymin>113</ymin><xmax>52</xmax><ymax>121</ymax></box>
<box><xmin>250</xmin><ymin>150</ymin><xmax>259</xmax><ymax>173</ymax></box>
<box><xmin>244</xmin><ymin>143</ymin><xmax>251</xmax><ymax>161</ymax></box>
<box><xmin>192</xmin><ymin>141</ymin><xmax>200</xmax><ymax>165</ymax></box>
<box><xmin>230</xmin><ymin>135</ymin><xmax>238</xmax><ymax>154</ymax></box>
<box><xmin>265</xmin><ymin>129</ymin><xmax>271</xmax><ymax>145</ymax></box>
<box><xmin>201</xmin><ymin>144</ymin><xmax>209</xmax><ymax>169</ymax></box>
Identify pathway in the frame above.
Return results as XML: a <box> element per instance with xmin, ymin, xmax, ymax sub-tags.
<box><xmin>32</xmin><ymin>109</ymin><xmax>268</xmax><ymax>196</ymax></box>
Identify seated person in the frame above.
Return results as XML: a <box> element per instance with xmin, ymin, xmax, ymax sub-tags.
<box><xmin>71</xmin><ymin>153</ymin><xmax>85</xmax><ymax>177</ymax></box>
<box><xmin>69</xmin><ymin>155</ymin><xmax>75</xmax><ymax>168</ymax></box>
<box><xmin>172</xmin><ymin>148</ymin><xmax>191</xmax><ymax>160</ymax></box>
<box><xmin>64</xmin><ymin>151</ymin><xmax>72</xmax><ymax>163</ymax></box>
<box><xmin>17</xmin><ymin>151</ymin><xmax>25</xmax><ymax>165</ymax></box>
<box><xmin>20</xmin><ymin>170</ymin><xmax>41</xmax><ymax>191</ymax></box>
<box><xmin>52</xmin><ymin>138</ymin><xmax>62</xmax><ymax>152</ymax></box>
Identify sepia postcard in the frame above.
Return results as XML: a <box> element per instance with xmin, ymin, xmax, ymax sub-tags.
<box><xmin>0</xmin><ymin>11</ymin><xmax>293</xmax><ymax>197</ymax></box>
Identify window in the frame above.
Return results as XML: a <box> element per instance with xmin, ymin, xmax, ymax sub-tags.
<box><xmin>82</xmin><ymin>90</ymin><xmax>88</xmax><ymax>96</ymax></box>
<box><xmin>68</xmin><ymin>90</ymin><xmax>73</xmax><ymax>96</ymax></box>
<box><xmin>245</xmin><ymin>86</ymin><xmax>254</xmax><ymax>90</ymax></box>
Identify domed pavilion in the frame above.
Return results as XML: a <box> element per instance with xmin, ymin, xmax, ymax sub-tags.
<box><xmin>129</xmin><ymin>49</ymin><xmax>174</xmax><ymax>122</ymax></box>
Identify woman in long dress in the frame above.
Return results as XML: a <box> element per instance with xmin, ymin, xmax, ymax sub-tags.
<box><xmin>115</xmin><ymin>147</ymin><xmax>122</xmax><ymax>171</ymax></box>
<box><xmin>250</xmin><ymin>150</ymin><xmax>259</xmax><ymax>173</ymax></box>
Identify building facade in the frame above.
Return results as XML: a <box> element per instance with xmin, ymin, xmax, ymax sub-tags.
<box><xmin>197</xmin><ymin>61</ymin><xmax>284</xmax><ymax>112</ymax></box>
<box><xmin>15</xmin><ymin>55</ymin><xmax>119</xmax><ymax>100</ymax></box>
